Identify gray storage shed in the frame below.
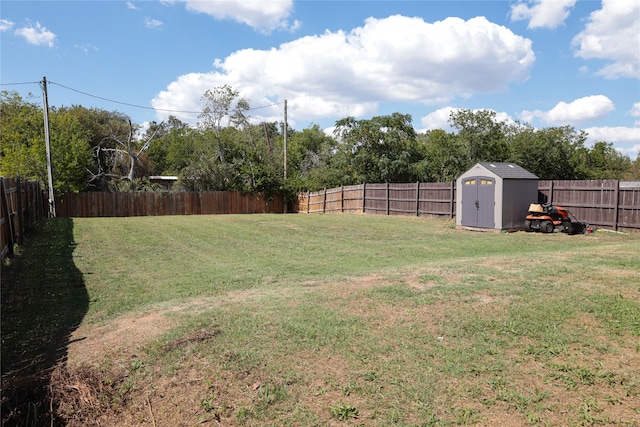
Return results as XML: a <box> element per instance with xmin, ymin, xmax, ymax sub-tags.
<box><xmin>456</xmin><ymin>162</ymin><xmax>539</xmax><ymax>231</ymax></box>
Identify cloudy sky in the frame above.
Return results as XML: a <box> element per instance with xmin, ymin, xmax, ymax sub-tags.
<box><xmin>1</xmin><ymin>0</ymin><xmax>639</xmax><ymax>158</ymax></box>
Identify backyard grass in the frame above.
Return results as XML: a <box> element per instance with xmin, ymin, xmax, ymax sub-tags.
<box><xmin>2</xmin><ymin>213</ymin><xmax>639</xmax><ymax>426</ymax></box>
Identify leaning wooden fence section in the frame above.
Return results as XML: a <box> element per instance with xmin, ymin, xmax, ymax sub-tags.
<box><xmin>1</xmin><ymin>177</ymin><xmax>48</xmax><ymax>261</ymax></box>
<box><xmin>297</xmin><ymin>180</ymin><xmax>640</xmax><ymax>231</ymax></box>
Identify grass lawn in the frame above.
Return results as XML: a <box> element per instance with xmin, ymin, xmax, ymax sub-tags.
<box><xmin>2</xmin><ymin>214</ymin><xmax>639</xmax><ymax>426</ymax></box>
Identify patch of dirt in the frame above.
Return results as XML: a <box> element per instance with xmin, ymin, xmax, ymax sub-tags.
<box><xmin>68</xmin><ymin>309</ymin><xmax>176</xmax><ymax>365</ymax></box>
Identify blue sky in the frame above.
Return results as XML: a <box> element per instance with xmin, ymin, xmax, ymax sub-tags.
<box><xmin>2</xmin><ymin>0</ymin><xmax>639</xmax><ymax>158</ymax></box>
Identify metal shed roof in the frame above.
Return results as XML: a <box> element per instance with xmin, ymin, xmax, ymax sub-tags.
<box><xmin>478</xmin><ymin>162</ymin><xmax>539</xmax><ymax>179</ymax></box>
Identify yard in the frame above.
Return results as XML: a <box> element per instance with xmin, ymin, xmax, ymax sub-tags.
<box><xmin>2</xmin><ymin>214</ymin><xmax>639</xmax><ymax>426</ymax></box>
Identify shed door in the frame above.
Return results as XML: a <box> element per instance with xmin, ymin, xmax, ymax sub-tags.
<box><xmin>461</xmin><ymin>177</ymin><xmax>495</xmax><ymax>228</ymax></box>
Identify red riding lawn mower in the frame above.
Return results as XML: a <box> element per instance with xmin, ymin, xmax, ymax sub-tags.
<box><xmin>524</xmin><ymin>203</ymin><xmax>588</xmax><ymax>235</ymax></box>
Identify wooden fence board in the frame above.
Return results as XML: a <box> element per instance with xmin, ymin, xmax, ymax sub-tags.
<box><xmin>55</xmin><ymin>191</ymin><xmax>283</xmax><ymax>218</ymax></box>
<box><xmin>1</xmin><ymin>177</ymin><xmax>48</xmax><ymax>261</ymax></box>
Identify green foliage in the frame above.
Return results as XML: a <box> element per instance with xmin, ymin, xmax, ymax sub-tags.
<box><xmin>574</xmin><ymin>141</ymin><xmax>633</xmax><ymax>180</ymax></box>
<box><xmin>49</xmin><ymin>111</ymin><xmax>93</xmax><ymax>193</ymax></box>
<box><xmin>286</xmin><ymin>124</ymin><xmax>340</xmax><ymax>190</ymax></box>
<box><xmin>419</xmin><ymin>129</ymin><xmax>467</xmax><ymax>182</ymax></box>
<box><xmin>333</xmin><ymin>113</ymin><xmax>427</xmax><ymax>184</ymax></box>
<box><xmin>330</xmin><ymin>402</ymin><xmax>359</xmax><ymax>420</ymax></box>
<box><xmin>0</xmin><ymin>91</ymin><xmax>93</xmax><ymax>194</ymax></box>
<box><xmin>449</xmin><ymin>109</ymin><xmax>509</xmax><ymax>165</ymax></box>
<box><xmin>508</xmin><ymin>124</ymin><xmax>589</xmax><ymax>179</ymax></box>
<box><xmin>0</xmin><ymin>91</ymin><xmax>46</xmax><ymax>179</ymax></box>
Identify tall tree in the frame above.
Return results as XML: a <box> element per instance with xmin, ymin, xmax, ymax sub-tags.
<box><xmin>0</xmin><ymin>91</ymin><xmax>93</xmax><ymax>194</ymax></box>
<box><xmin>573</xmin><ymin>141</ymin><xmax>632</xmax><ymax>180</ymax></box>
<box><xmin>419</xmin><ymin>129</ymin><xmax>467</xmax><ymax>182</ymax></box>
<box><xmin>334</xmin><ymin>113</ymin><xmax>425</xmax><ymax>183</ymax></box>
<box><xmin>286</xmin><ymin>124</ymin><xmax>339</xmax><ymax>191</ymax></box>
<box><xmin>449</xmin><ymin>109</ymin><xmax>509</xmax><ymax>167</ymax></box>
<box><xmin>198</xmin><ymin>84</ymin><xmax>240</xmax><ymax>137</ymax></box>
<box><xmin>508</xmin><ymin>124</ymin><xmax>587</xmax><ymax>179</ymax></box>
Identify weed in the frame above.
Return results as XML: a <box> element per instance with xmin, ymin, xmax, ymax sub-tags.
<box><xmin>578</xmin><ymin>398</ymin><xmax>602</xmax><ymax>425</ymax></box>
<box><xmin>255</xmin><ymin>383</ymin><xmax>288</xmax><ymax>413</ymax></box>
<box><xmin>130</xmin><ymin>359</ymin><xmax>144</xmax><ymax>372</ymax></box>
<box><xmin>330</xmin><ymin>402</ymin><xmax>358</xmax><ymax>421</ymax></box>
<box><xmin>454</xmin><ymin>407</ymin><xmax>482</xmax><ymax>424</ymax></box>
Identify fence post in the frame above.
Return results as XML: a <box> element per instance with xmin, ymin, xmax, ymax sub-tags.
<box><xmin>307</xmin><ymin>191</ymin><xmax>310</xmax><ymax>213</ymax></box>
<box><xmin>386</xmin><ymin>182</ymin><xmax>390</xmax><ymax>216</ymax></box>
<box><xmin>16</xmin><ymin>177</ymin><xmax>24</xmax><ymax>244</ymax></box>
<box><xmin>341</xmin><ymin>185</ymin><xmax>344</xmax><ymax>213</ymax></box>
<box><xmin>415</xmin><ymin>181</ymin><xmax>420</xmax><ymax>216</ymax></box>
<box><xmin>1</xmin><ymin>178</ymin><xmax>15</xmax><ymax>258</ymax></box>
<box><xmin>549</xmin><ymin>180</ymin><xmax>554</xmax><ymax>203</ymax></box>
<box><xmin>362</xmin><ymin>183</ymin><xmax>366</xmax><ymax>214</ymax></box>
<box><xmin>450</xmin><ymin>181</ymin><xmax>455</xmax><ymax>218</ymax></box>
<box><xmin>613</xmin><ymin>180</ymin><xmax>620</xmax><ymax>231</ymax></box>
<box><xmin>323</xmin><ymin>188</ymin><xmax>327</xmax><ymax>213</ymax></box>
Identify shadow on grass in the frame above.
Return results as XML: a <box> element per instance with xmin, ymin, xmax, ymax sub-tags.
<box><xmin>1</xmin><ymin>218</ymin><xmax>89</xmax><ymax>426</ymax></box>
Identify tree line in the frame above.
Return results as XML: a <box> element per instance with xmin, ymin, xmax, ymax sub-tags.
<box><xmin>1</xmin><ymin>88</ymin><xmax>638</xmax><ymax>201</ymax></box>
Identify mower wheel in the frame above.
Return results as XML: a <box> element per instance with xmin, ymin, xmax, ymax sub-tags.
<box><xmin>523</xmin><ymin>220</ymin><xmax>533</xmax><ymax>232</ymax></box>
<box><xmin>542</xmin><ymin>221</ymin><xmax>554</xmax><ymax>233</ymax></box>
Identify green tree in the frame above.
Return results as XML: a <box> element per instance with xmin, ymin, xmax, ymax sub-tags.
<box><xmin>0</xmin><ymin>91</ymin><xmax>44</xmax><ymax>180</ymax></box>
<box><xmin>623</xmin><ymin>157</ymin><xmax>640</xmax><ymax>180</ymax></box>
<box><xmin>508</xmin><ymin>124</ymin><xmax>587</xmax><ymax>179</ymax></box>
<box><xmin>333</xmin><ymin>113</ymin><xmax>426</xmax><ymax>183</ymax></box>
<box><xmin>575</xmin><ymin>141</ymin><xmax>632</xmax><ymax>179</ymax></box>
<box><xmin>418</xmin><ymin>129</ymin><xmax>467</xmax><ymax>182</ymax></box>
<box><xmin>449</xmin><ymin>109</ymin><xmax>509</xmax><ymax>166</ymax></box>
<box><xmin>286</xmin><ymin>124</ymin><xmax>339</xmax><ymax>191</ymax></box>
<box><xmin>48</xmin><ymin>111</ymin><xmax>93</xmax><ymax>193</ymax></box>
<box><xmin>198</xmin><ymin>84</ymin><xmax>240</xmax><ymax>137</ymax></box>
<box><xmin>0</xmin><ymin>91</ymin><xmax>93</xmax><ymax>194</ymax></box>
<box><xmin>147</xmin><ymin>116</ymin><xmax>196</xmax><ymax>175</ymax></box>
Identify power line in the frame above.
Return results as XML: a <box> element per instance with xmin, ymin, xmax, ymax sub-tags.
<box><xmin>53</xmin><ymin>80</ymin><xmax>283</xmax><ymax>115</ymax></box>
<box><xmin>48</xmin><ymin>80</ymin><xmax>199</xmax><ymax>114</ymax></box>
<box><xmin>0</xmin><ymin>81</ymin><xmax>41</xmax><ymax>86</ymax></box>
<box><xmin>2</xmin><ymin>80</ymin><xmax>282</xmax><ymax>115</ymax></box>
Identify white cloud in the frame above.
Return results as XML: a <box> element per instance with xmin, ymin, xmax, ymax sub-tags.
<box><xmin>144</xmin><ymin>17</ymin><xmax>163</xmax><ymax>29</ymax></box>
<box><xmin>419</xmin><ymin>107</ymin><xmax>515</xmax><ymax>133</ymax></box>
<box><xmin>0</xmin><ymin>19</ymin><xmax>14</xmax><ymax>32</ymax></box>
<box><xmin>510</xmin><ymin>0</ymin><xmax>576</xmax><ymax>29</ymax></box>
<box><xmin>126</xmin><ymin>2</ymin><xmax>138</xmax><ymax>10</ymax></box>
<box><xmin>582</xmin><ymin>126</ymin><xmax>640</xmax><ymax>158</ymax></box>
<box><xmin>153</xmin><ymin>15</ymin><xmax>534</xmax><ymax>125</ymax></box>
<box><xmin>178</xmin><ymin>0</ymin><xmax>297</xmax><ymax>32</ymax></box>
<box><xmin>521</xmin><ymin>95</ymin><xmax>615</xmax><ymax>125</ymax></box>
<box><xmin>420</xmin><ymin>107</ymin><xmax>457</xmax><ymax>132</ymax></box>
<box><xmin>14</xmin><ymin>21</ymin><xmax>56</xmax><ymax>47</ymax></box>
<box><xmin>572</xmin><ymin>0</ymin><xmax>640</xmax><ymax>79</ymax></box>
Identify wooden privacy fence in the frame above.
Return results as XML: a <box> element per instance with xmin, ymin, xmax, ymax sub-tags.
<box><xmin>55</xmin><ymin>191</ymin><xmax>284</xmax><ymax>217</ymax></box>
<box><xmin>297</xmin><ymin>180</ymin><xmax>640</xmax><ymax>231</ymax></box>
<box><xmin>538</xmin><ymin>180</ymin><xmax>640</xmax><ymax>231</ymax></box>
<box><xmin>297</xmin><ymin>182</ymin><xmax>456</xmax><ymax>218</ymax></box>
<box><xmin>1</xmin><ymin>177</ymin><xmax>48</xmax><ymax>260</ymax></box>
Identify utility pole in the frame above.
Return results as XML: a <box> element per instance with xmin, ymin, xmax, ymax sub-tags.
<box><xmin>283</xmin><ymin>99</ymin><xmax>288</xmax><ymax>213</ymax></box>
<box><xmin>283</xmin><ymin>99</ymin><xmax>288</xmax><ymax>182</ymax></box>
<box><xmin>41</xmin><ymin>76</ymin><xmax>56</xmax><ymax>217</ymax></box>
